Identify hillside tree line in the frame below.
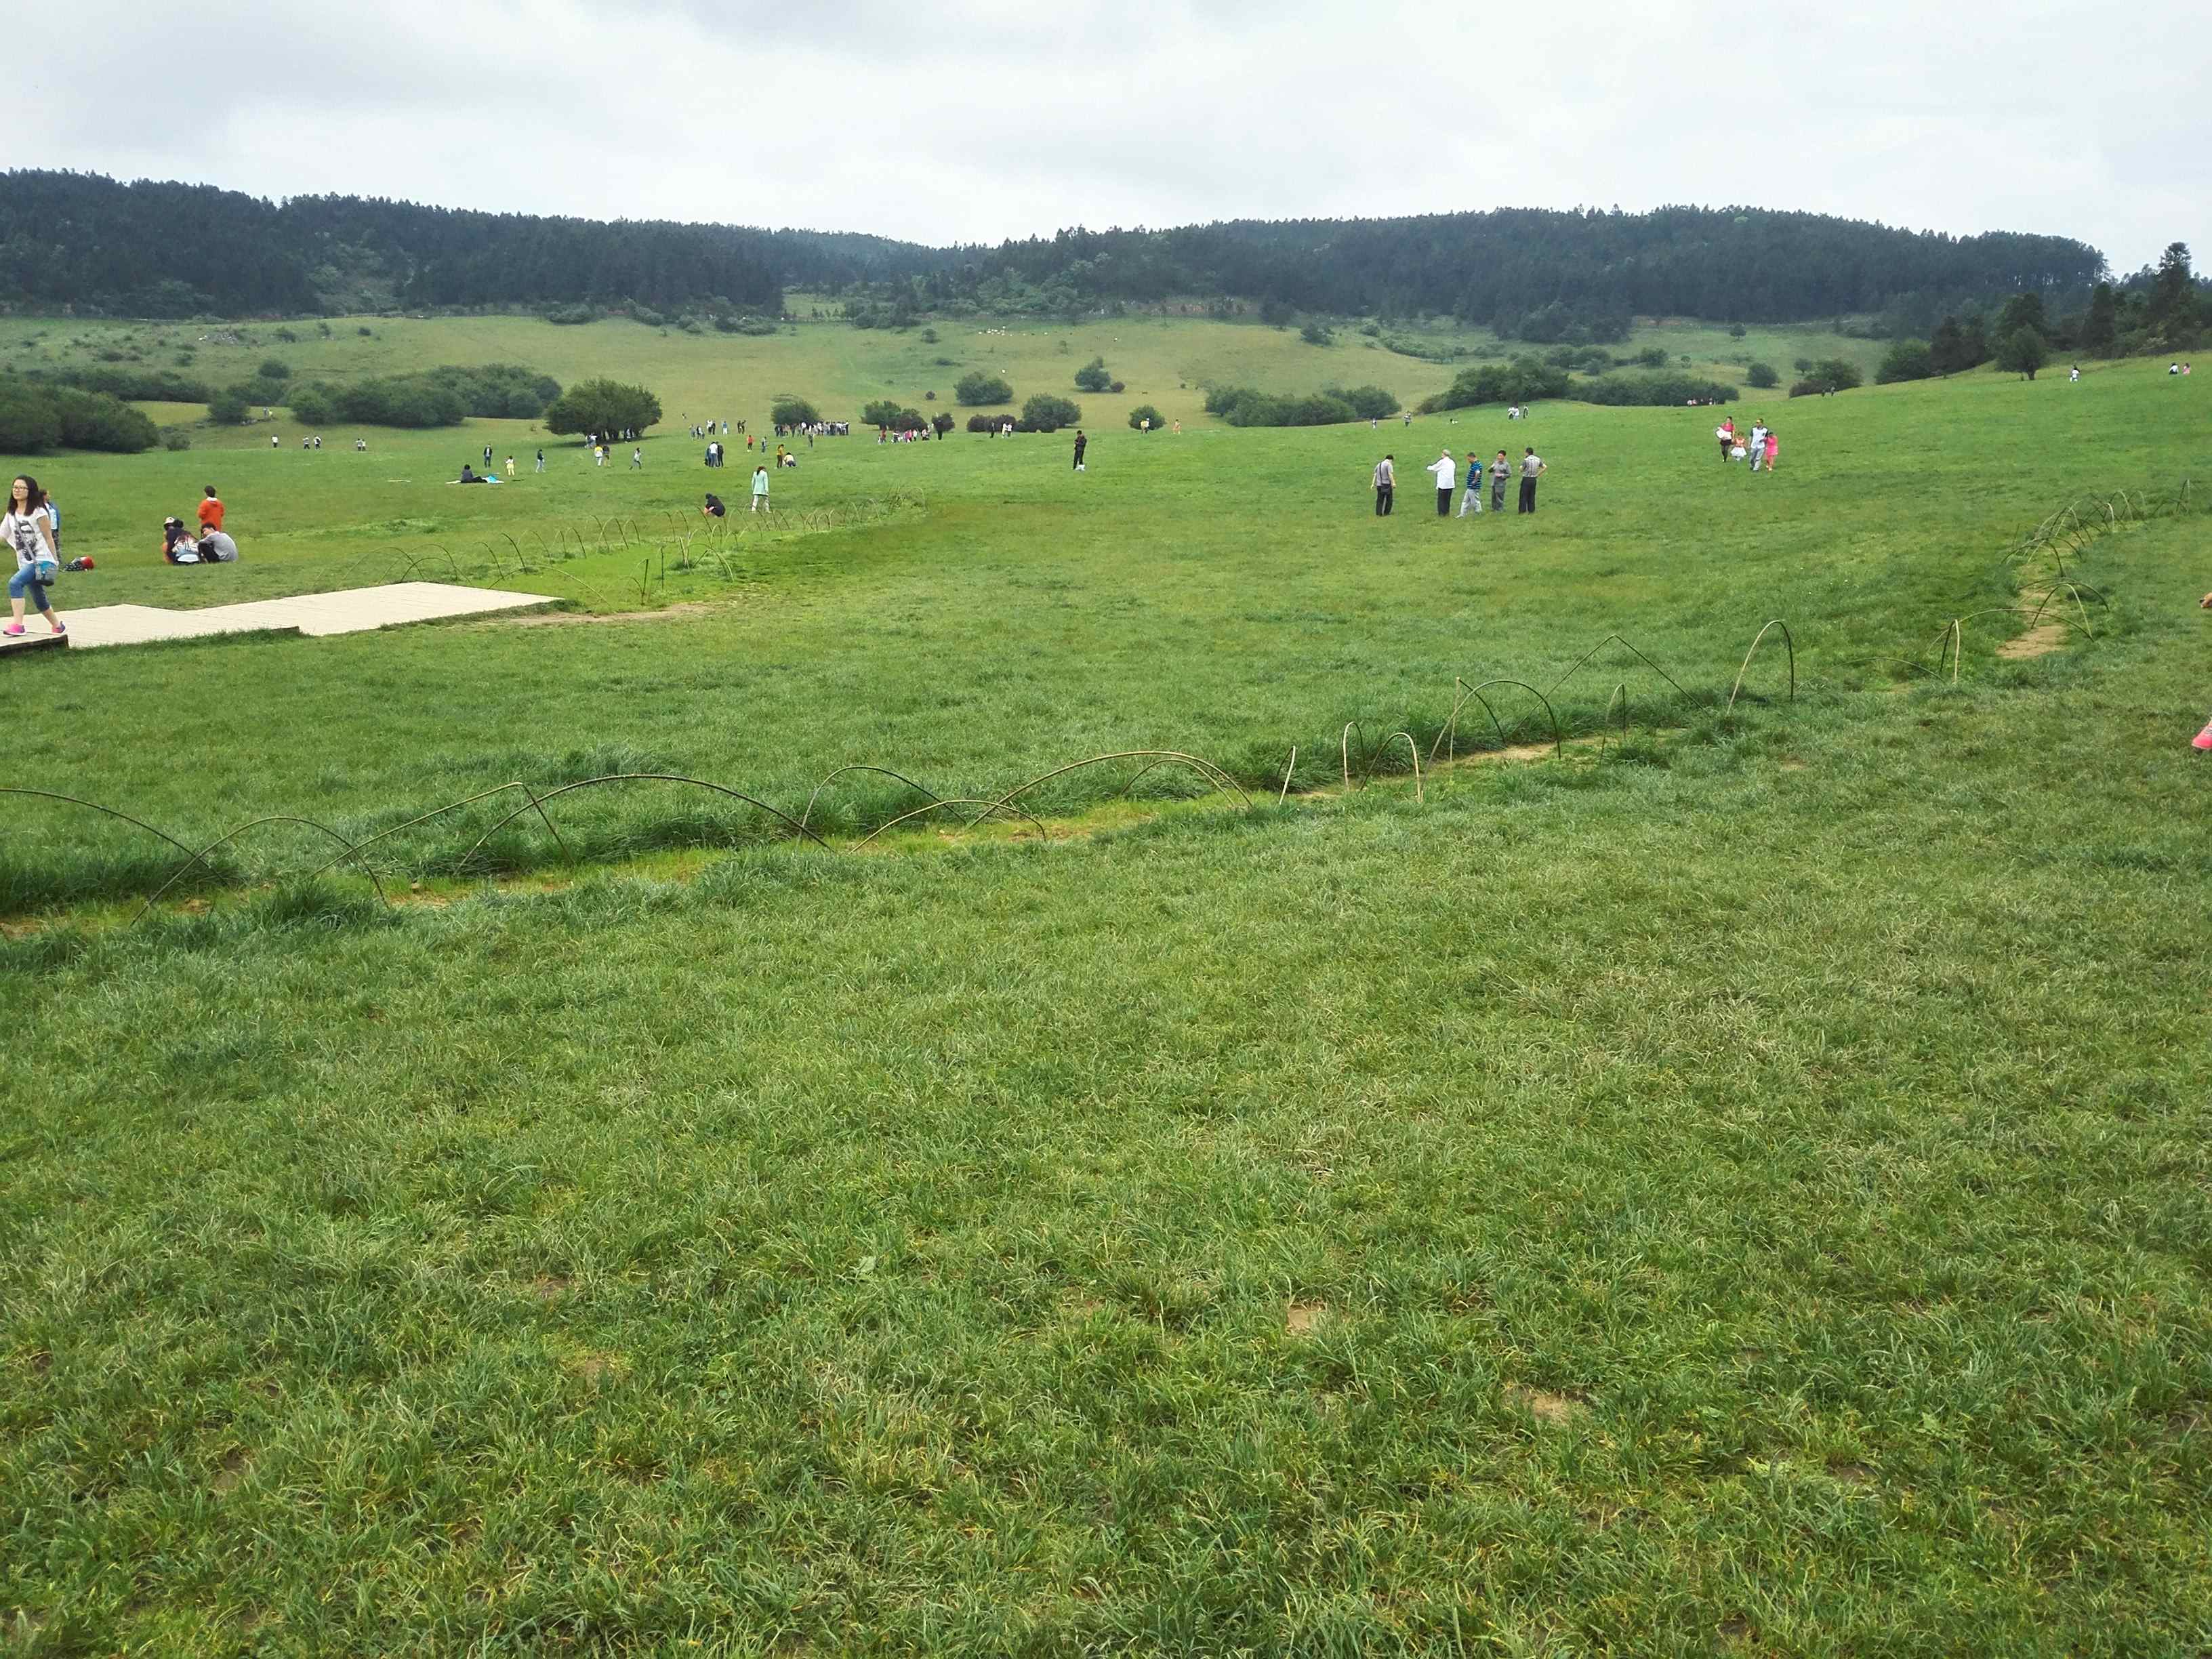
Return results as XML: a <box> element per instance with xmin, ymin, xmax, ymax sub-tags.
<box><xmin>4</xmin><ymin>173</ymin><xmax>2116</xmax><ymax>336</ymax></box>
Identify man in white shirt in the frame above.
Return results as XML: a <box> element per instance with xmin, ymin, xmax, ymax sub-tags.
<box><xmin>1425</xmin><ymin>449</ymin><xmax>1456</xmax><ymax>516</ymax></box>
<box><xmin>1748</xmin><ymin>422</ymin><xmax>1769</xmax><ymax>472</ymax></box>
<box><xmin>1372</xmin><ymin>454</ymin><xmax>1395</xmax><ymax>516</ymax></box>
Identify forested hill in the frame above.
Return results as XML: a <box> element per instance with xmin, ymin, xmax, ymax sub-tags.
<box><xmin>3</xmin><ymin>170</ymin><xmax>2104</xmax><ymax>329</ymax></box>
<box><xmin>977</xmin><ymin>211</ymin><xmax>2106</xmax><ymax>332</ymax></box>
<box><xmin>0</xmin><ymin>172</ymin><xmax>905</xmax><ymax>319</ymax></box>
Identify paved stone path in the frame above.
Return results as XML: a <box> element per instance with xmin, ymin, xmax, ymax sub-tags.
<box><xmin>8</xmin><ymin>583</ymin><xmax>558</xmax><ymax>651</ymax></box>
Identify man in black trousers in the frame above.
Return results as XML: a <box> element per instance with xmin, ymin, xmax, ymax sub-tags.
<box><xmin>1518</xmin><ymin>448</ymin><xmax>1546</xmax><ymax>514</ymax></box>
<box><xmin>1372</xmin><ymin>454</ymin><xmax>1395</xmax><ymax>516</ymax></box>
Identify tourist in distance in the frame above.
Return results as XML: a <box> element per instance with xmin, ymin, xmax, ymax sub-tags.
<box><xmin>632</xmin><ymin>447</ymin><xmax>643</xmax><ymax>469</ymax></box>
<box><xmin>535</xmin><ymin>449</ymin><xmax>545</xmax><ymax>472</ymax></box>
<box><xmin>3</xmin><ymin>475</ymin><xmax>64</xmax><ymax>637</ymax></box>
<box><xmin>1071</xmin><ymin>429</ymin><xmax>1087</xmax><ymax>472</ymax></box>
<box><xmin>1761</xmin><ymin>427</ymin><xmax>1779</xmax><ymax>474</ymax></box>
<box><xmin>1717</xmin><ymin>416</ymin><xmax>1736</xmax><ymax>461</ymax></box>
<box><xmin>1372</xmin><ymin>453</ymin><xmax>1395</xmax><ymax>516</ymax></box>
<box><xmin>751</xmin><ymin>464</ymin><xmax>771</xmax><ymax>513</ymax></box>
<box><xmin>1490</xmin><ymin>451</ymin><xmax>1511</xmax><ymax>512</ymax></box>
<box><xmin>1747</xmin><ymin>419</ymin><xmax>1769</xmax><ymax>472</ymax></box>
<box><xmin>196</xmin><ymin>527</ymin><xmax>239</xmax><ymax>562</ymax></box>
<box><xmin>197</xmin><ymin>485</ymin><xmax>224</xmax><ymax>535</ymax></box>
<box><xmin>1517</xmin><ymin>447</ymin><xmax>1546</xmax><ymax>514</ymax></box>
<box><xmin>1425</xmin><ymin>449</ymin><xmax>1455</xmax><ymax>516</ymax></box>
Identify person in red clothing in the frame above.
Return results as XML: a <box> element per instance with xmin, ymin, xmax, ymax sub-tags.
<box><xmin>196</xmin><ymin>485</ymin><xmax>224</xmax><ymax>534</ymax></box>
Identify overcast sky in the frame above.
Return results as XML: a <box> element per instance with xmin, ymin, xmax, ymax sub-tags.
<box><xmin>26</xmin><ymin>0</ymin><xmax>2205</xmax><ymax>274</ymax></box>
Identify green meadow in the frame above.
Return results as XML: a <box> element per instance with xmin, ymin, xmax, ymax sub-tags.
<box><xmin>2</xmin><ymin>316</ymin><xmax>2210</xmax><ymax>1656</ymax></box>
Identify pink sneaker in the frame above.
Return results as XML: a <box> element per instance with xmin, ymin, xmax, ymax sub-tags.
<box><xmin>2</xmin><ymin>623</ymin><xmax>23</xmax><ymax>637</ymax></box>
<box><xmin>2195</xmin><ymin>722</ymin><xmax>2212</xmax><ymax>752</ymax></box>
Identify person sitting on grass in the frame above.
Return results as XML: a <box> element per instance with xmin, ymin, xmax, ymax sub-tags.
<box><xmin>703</xmin><ymin>493</ymin><xmax>726</xmax><ymax>519</ymax></box>
<box><xmin>161</xmin><ymin>518</ymin><xmax>201</xmax><ymax>564</ymax></box>
<box><xmin>197</xmin><ymin>528</ymin><xmax>239</xmax><ymax>562</ymax></box>
<box><xmin>457</xmin><ymin>464</ymin><xmax>484</xmax><ymax>484</ymax></box>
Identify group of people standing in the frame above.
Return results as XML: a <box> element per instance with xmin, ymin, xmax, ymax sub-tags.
<box><xmin>1715</xmin><ymin>417</ymin><xmax>1780</xmax><ymax>472</ymax></box>
<box><xmin>1374</xmin><ymin>449</ymin><xmax>1546</xmax><ymax>516</ymax></box>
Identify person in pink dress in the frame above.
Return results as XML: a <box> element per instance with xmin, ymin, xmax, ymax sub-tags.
<box><xmin>2196</xmin><ymin>591</ymin><xmax>2212</xmax><ymax>750</ymax></box>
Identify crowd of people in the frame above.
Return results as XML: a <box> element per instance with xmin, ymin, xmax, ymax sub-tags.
<box><xmin>1374</xmin><ymin>447</ymin><xmax>1546</xmax><ymax>516</ymax></box>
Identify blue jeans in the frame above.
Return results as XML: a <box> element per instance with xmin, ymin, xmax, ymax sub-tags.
<box><xmin>8</xmin><ymin>565</ymin><xmax>52</xmax><ymax>610</ymax></box>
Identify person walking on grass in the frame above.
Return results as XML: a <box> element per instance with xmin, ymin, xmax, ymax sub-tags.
<box><xmin>1517</xmin><ymin>447</ymin><xmax>1545</xmax><ymax>514</ymax></box>
<box><xmin>1457</xmin><ymin>451</ymin><xmax>1485</xmax><ymax>516</ymax></box>
<box><xmin>1490</xmin><ymin>451</ymin><xmax>1511</xmax><ymax>513</ymax></box>
<box><xmin>1761</xmin><ymin>427</ymin><xmax>1778</xmax><ymax>474</ymax></box>
<box><xmin>3</xmin><ymin>475</ymin><xmax>64</xmax><ymax>638</ymax></box>
<box><xmin>1747</xmin><ymin>419</ymin><xmax>1769</xmax><ymax>472</ymax></box>
<box><xmin>1717</xmin><ymin>416</ymin><xmax>1736</xmax><ymax>462</ymax></box>
<box><xmin>751</xmin><ymin>464</ymin><xmax>771</xmax><ymax>513</ymax></box>
<box><xmin>2195</xmin><ymin>591</ymin><xmax>2212</xmax><ymax>750</ymax></box>
<box><xmin>1372</xmin><ymin>453</ymin><xmax>1395</xmax><ymax>516</ymax></box>
<box><xmin>535</xmin><ymin>449</ymin><xmax>545</xmax><ymax>473</ymax></box>
<box><xmin>1072</xmin><ymin>429</ymin><xmax>1087</xmax><ymax>472</ymax></box>
<box><xmin>1426</xmin><ymin>448</ymin><xmax>1456</xmax><ymax>516</ymax></box>
<box><xmin>632</xmin><ymin>447</ymin><xmax>643</xmax><ymax>470</ymax></box>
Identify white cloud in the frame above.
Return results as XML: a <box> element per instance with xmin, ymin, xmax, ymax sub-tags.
<box><xmin>20</xmin><ymin>0</ymin><xmax>2205</xmax><ymax>271</ymax></box>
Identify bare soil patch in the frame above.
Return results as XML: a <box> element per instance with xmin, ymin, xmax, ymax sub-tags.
<box><xmin>1504</xmin><ymin>1382</ymin><xmax>1586</xmax><ymax>1425</ymax></box>
<box><xmin>1997</xmin><ymin>622</ymin><xmax>2068</xmax><ymax>661</ymax></box>
<box><xmin>211</xmin><ymin>1449</ymin><xmax>251</xmax><ymax>1496</ymax></box>
<box><xmin>1286</xmin><ymin>1301</ymin><xmax>1328</xmax><ymax>1336</ymax></box>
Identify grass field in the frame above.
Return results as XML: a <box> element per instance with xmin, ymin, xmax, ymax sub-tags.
<box><xmin>3</xmin><ymin>317</ymin><xmax>2210</xmax><ymax>1655</ymax></box>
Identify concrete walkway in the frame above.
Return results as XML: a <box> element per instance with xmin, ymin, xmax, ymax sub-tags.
<box><xmin>14</xmin><ymin>583</ymin><xmax>558</xmax><ymax>651</ymax></box>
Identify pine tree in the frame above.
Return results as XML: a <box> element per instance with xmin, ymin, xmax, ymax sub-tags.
<box><xmin>2079</xmin><ymin>283</ymin><xmax>2118</xmax><ymax>356</ymax></box>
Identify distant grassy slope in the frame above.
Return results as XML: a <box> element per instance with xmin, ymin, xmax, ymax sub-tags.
<box><xmin>0</xmin><ymin>309</ymin><xmax>1889</xmax><ymax>436</ymax></box>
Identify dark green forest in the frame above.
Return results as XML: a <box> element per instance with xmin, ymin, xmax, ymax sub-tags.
<box><xmin>0</xmin><ymin>170</ymin><xmax>2114</xmax><ymax>332</ymax></box>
